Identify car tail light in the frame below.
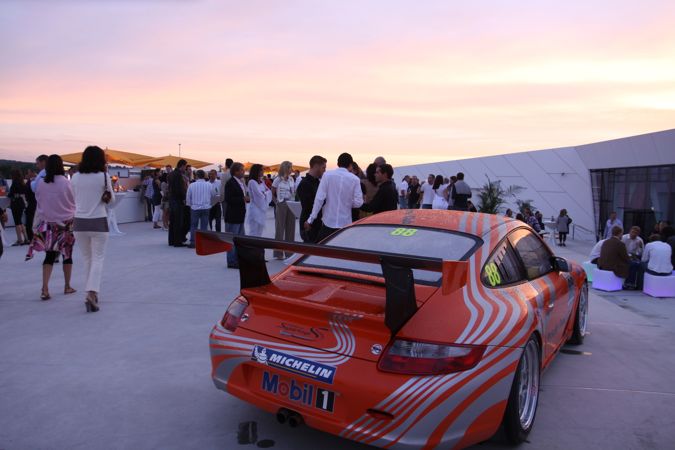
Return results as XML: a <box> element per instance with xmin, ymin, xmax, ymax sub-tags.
<box><xmin>220</xmin><ymin>297</ymin><xmax>249</xmax><ymax>332</ymax></box>
<box><xmin>377</xmin><ymin>339</ymin><xmax>486</xmax><ymax>375</ymax></box>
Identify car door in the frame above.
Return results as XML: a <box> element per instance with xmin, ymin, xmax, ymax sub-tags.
<box><xmin>509</xmin><ymin>229</ymin><xmax>571</xmax><ymax>363</ymax></box>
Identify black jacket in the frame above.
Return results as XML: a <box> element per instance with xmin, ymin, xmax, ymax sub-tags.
<box><xmin>361</xmin><ymin>179</ymin><xmax>398</xmax><ymax>214</ymax></box>
<box><xmin>168</xmin><ymin>170</ymin><xmax>187</xmax><ymax>202</ymax></box>
<box><xmin>224</xmin><ymin>177</ymin><xmax>246</xmax><ymax>224</ymax></box>
<box><xmin>297</xmin><ymin>174</ymin><xmax>321</xmax><ymax>227</ymax></box>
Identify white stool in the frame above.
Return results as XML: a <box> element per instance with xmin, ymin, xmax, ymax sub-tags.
<box><xmin>582</xmin><ymin>261</ymin><xmax>598</xmax><ymax>282</ymax></box>
<box><xmin>643</xmin><ymin>273</ymin><xmax>675</xmax><ymax>298</ymax></box>
<box><xmin>592</xmin><ymin>269</ymin><xmax>623</xmax><ymax>291</ymax></box>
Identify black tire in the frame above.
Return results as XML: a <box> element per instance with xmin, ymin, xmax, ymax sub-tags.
<box><xmin>568</xmin><ymin>283</ymin><xmax>588</xmax><ymax>346</ymax></box>
<box><xmin>503</xmin><ymin>336</ymin><xmax>540</xmax><ymax>445</ymax></box>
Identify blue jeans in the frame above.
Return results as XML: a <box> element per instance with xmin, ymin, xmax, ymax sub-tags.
<box><xmin>190</xmin><ymin>208</ymin><xmax>210</xmax><ymax>245</ymax></box>
<box><xmin>399</xmin><ymin>196</ymin><xmax>407</xmax><ymax>209</ymax></box>
<box><xmin>225</xmin><ymin>222</ymin><xmax>245</xmax><ymax>265</ymax></box>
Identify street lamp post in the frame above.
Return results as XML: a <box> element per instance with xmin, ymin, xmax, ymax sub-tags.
<box><xmin>178</xmin><ymin>143</ymin><xmax>181</xmax><ymax>157</ymax></box>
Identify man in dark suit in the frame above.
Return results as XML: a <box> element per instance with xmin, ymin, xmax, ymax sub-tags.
<box><xmin>598</xmin><ymin>225</ymin><xmax>630</xmax><ymax>279</ymax></box>
<box><xmin>360</xmin><ymin>164</ymin><xmax>398</xmax><ymax>215</ymax></box>
<box><xmin>168</xmin><ymin>159</ymin><xmax>188</xmax><ymax>247</ymax></box>
<box><xmin>297</xmin><ymin>155</ymin><xmax>327</xmax><ymax>243</ymax></box>
<box><xmin>224</xmin><ymin>162</ymin><xmax>248</xmax><ymax>268</ymax></box>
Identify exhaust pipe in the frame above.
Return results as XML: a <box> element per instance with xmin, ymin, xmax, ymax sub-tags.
<box><xmin>276</xmin><ymin>408</ymin><xmax>291</xmax><ymax>425</ymax></box>
<box><xmin>288</xmin><ymin>411</ymin><xmax>304</xmax><ymax>428</ymax></box>
<box><xmin>276</xmin><ymin>408</ymin><xmax>304</xmax><ymax>428</ymax></box>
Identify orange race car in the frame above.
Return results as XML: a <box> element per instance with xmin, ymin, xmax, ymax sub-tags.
<box><xmin>197</xmin><ymin>210</ymin><xmax>588</xmax><ymax>449</ymax></box>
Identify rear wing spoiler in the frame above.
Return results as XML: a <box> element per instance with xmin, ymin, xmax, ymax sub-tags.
<box><xmin>196</xmin><ymin>231</ymin><xmax>468</xmax><ymax>334</ymax></box>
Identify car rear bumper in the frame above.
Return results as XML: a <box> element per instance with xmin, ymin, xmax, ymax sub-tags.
<box><xmin>209</xmin><ymin>322</ymin><xmax>520</xmax><ymax>449</ymax></box>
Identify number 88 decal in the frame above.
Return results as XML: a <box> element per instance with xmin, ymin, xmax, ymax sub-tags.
<box><xmin>391</xmin><ymin>228</ymin><xmax>417</xmax><ymax>237</ymax></box>
<box><xmin>485</xmin><ymin>262</ymin><xmax>502</xmax><ymax>286</ymax></box>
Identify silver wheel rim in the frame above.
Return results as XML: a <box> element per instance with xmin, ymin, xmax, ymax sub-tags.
<box><xmin>518</xmin><ymin>340</ymin><xmax>540</xmax><ymax>430</ymax></box>
<box><xmin>579</xmin><ymin>285</ymin><xmax>588</xmax><ymax>335</ymax></box>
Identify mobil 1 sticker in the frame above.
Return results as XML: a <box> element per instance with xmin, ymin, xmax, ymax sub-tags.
<box><xmin>262</xmin><ymin>371</ymin><xmax>336</xmax><ymax>413</ymax></box>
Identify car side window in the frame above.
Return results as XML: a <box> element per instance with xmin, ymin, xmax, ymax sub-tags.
<box><xmin>509</xmin><ymin>229</ymin><xmax>553</xmax><ymax>280</ymax></box>
<box><xmin>482</xmin><ymin>240</ymin><xmax>525</xmax><ymax>287</ymax></box>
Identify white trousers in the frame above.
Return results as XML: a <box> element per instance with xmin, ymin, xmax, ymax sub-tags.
<box><xmin>152</xmin><ymin>204</ymin><xmax>162</xmax><ymax>222</ymax></box>
<box><xmin>74</xmin><ymin>231</ymin><xmax>109</xmax><ymax>292</ymax></box>
<box><xmin>247</xmin><ymin>220</ymin><xmax>264</xmax><ymax>237</ymax></box>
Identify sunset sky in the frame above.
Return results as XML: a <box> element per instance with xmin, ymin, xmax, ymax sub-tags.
<box><xmin>2</xmin><ymin>0</ymin><xmax>675</xmax><ymax>167</ymax></box>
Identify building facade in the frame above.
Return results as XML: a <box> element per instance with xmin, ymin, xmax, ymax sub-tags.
<box><xmin>394</xmin><ymin>129</ymin><xmax>675</xmax><ymax>241</ymax></box>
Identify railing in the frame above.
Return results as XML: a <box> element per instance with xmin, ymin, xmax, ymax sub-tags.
<box><xmin>572</xmin><ymin>223</ymin><xmax>596</xmax><ymax>241</ymax></box>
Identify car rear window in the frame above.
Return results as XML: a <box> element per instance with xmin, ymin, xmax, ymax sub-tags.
<box><xmin>297</xmin><ymin>225</ymin><xmax>480</xmax><ymax>283</ymax></box>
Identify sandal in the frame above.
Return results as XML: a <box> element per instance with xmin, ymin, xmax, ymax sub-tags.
<box><xmin>64</xmin><ymin>287</ymin><xmax>77</xmax><ymax>295</ymax></box>
<box><xmin>40</xmin><ymin>290</ymin><xmax>51</xmax><ymax>301</ymax></box>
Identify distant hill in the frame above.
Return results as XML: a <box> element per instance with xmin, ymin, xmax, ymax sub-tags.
<box><xmin>0</xmin><ymin>159</ymin><xmax>35</xmax><ymax>179</ymax></box>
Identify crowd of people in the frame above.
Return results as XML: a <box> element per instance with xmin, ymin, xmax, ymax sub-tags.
<box><xmin>152</xmin><ymin>153</ymin><xmax>492</xmax><ymax>267</ymax></box>
<box><xmin>3</xmin><ymin>148</ymin><xmax>673</xmax><ymax>301</ymax></box>
<box><xmin>589</xmin><ymin>218</ymin><xmax>674</xmax><ymax>290</ymax></box>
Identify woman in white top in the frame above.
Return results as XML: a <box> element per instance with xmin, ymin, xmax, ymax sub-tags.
<box><xmin>246</xmin><ymin>164</ymin><xmax>272</xmax><ymax>237</ymax></box>
<box><xmin>271</xmin><ymin>161</ymin><xmax>296</xmax><ymax>259</ymax></box>
<box><xmin>431</xmin><ymin>175</ymin><xmax>449</xmax><ymax>210</ymax></box>
<box><xmin>71</xmin><ymin>146</ymin><xmax>115</xmax><ymax>313</ymax></box>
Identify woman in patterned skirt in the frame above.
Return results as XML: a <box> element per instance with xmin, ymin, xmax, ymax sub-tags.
<box><xmin>26</xmin><ymin>155</ymin><xmax>76</xmax><ymax>300</ymax></box>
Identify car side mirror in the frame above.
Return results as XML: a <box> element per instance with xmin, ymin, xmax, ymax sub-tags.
<box><xmin>551</xmin><ymin>256</ymin><xmax>569</xmax><ymax>272</ymax></box>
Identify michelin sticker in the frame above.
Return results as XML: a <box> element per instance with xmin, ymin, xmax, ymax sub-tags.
<box><xmin>252</xmin><ymin>345</ymin><xmax>336</xmax><ymax>384</ymax></box>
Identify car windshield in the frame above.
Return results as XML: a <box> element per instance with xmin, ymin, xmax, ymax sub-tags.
<box><xmin>297</xmin><ymin>225</ymin><xmax>480</xmax><ymax>283</ymax></box>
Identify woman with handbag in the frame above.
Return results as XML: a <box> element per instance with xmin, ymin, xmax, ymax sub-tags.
<box><xmin>271</xmin><ymin>161</ymin><xmax>296</xmax><ymax>259</ymax></box>
<box><xmin>8</xmin><ymin>169</ymin><xmax>30</xmax><ymax>245</ymax></box>
<box><xmin>71</xmin><ymin>146</ymin><xmax>115</xmax><ymax>313</ymax></box>
<box><xmin>26</xmin><ymin>155</ymin><xmax>77</xmax><ymax>300</ymax></box>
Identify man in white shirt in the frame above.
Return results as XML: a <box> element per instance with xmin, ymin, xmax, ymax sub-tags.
<box><xmin>419</xmin><ymin>174</ymin><xmax>435</xmax><ymax>209</ymax></box>
<box><xmin>589</xmin><ymin>238</ymin><xmax>607</xmax><ymax>264</ymax></box>
<box><xmin>305</xmin><ymin>152</ymin><xmax>363</xmax><ymax>242</ymax></box>
<box><xmin>208</xmin><ymin>169</ymin><xmax>222</xmax><ymax>232</ymax></box>
<box><xmin>621</xmin><ymin>226</ymin><xmax>644</xmax><ymax>259</ymax></box>
<box><xmin>397</xmin><ymin>176</ymin><xmax>409</xmax><ymax>209</ymax></box>
<box><xmin>30</xmin><ymin>154</ymin><xmax>48</xmax><ymax>192</ymax></box>
<box><xmin>186</xmin><ymin>170</ymin><xmax>215</xmax><ymax>248</ymax></box>
<box><xmin>604</xmin><ymin>211</ymin><xmax>623</xmax><ymax>239</ymax></box>
<box><xmin>641</xmin><ymin>235</ymin><xmax>673</xmax><ymax>276</ymax></box>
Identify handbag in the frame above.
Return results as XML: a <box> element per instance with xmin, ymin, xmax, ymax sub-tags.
<box><xmin>101</xmin><ymin>173</ymin><xmax>112</xmax><ymax>204</ymax></box>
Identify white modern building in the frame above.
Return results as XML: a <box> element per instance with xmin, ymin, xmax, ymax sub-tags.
<box><xmin>394</xmin><ymin>128</ymin><xmax>675</xmax><ymax>241</ymax></box>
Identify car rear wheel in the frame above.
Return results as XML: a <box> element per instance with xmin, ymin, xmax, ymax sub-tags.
<box><xmin>503</xmin><ymin>336</ymin><xmax>540</xmax><ymax>445</ymax></box>
<box><xmin>568</xmin><ymin>282</ymin><xmax>588</xmax><ymax>345</ymax></box>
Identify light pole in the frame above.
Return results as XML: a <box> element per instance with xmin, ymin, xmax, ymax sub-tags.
<box><xmin>178</xmin><ymin>143</ymin><xmax>181</xmax><ymax>157</ymax></box>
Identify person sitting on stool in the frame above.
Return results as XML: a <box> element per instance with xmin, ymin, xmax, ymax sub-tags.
<box><xmin>637</xmin><ymin>234</ymin><xmax>674</xmax><ymax>289</ymax></box>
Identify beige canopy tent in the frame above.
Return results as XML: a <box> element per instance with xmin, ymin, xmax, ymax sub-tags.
<box><xmin>134</xmin><ymin>155</ymin><xmax>212</xmax><ymax>169</ymax></box>
<box><xmin>60</xmin><ymin>148</ymin><xmax>156</xmax><ymax>166</ymax></box>
<box><xmin>243</xmin><ymin>162</ymin><xmax>272</xmax><ymax>172</ymax></box>
<box><xmin>266</xmin><ymin>163</ymin><xmax>310</xmax><ymax>173</ymax></box>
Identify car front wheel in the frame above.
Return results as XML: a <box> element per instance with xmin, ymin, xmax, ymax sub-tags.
<box><xmin>503</xmin><ymin>336</ymin><xmax>540</xmax><ymax>444</ymax></box>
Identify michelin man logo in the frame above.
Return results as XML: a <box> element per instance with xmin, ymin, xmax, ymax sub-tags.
<box><xmin>253</xmin><ymin>346</ymin><xmax>268</xmax><ymax>364</ymax></box>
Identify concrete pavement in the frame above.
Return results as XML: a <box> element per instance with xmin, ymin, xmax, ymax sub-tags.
<box><xmin>1</xmin><ymin>215</ymin><xmax>674</xmax><ymax>449</ymax></box>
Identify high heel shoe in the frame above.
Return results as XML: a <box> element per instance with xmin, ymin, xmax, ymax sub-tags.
<box><xmin>85</xmin><ymin>292</ymin><xmax>99</xmax><ymax>312</ymax></box>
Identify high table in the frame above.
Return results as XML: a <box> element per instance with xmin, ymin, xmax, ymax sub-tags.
<box><xmin>543</xmin><ymin>221</ymin><xmax>558</xmax><ymax>246</ymax></box>
<box><xmin>111</xmin><ymin>191</ymin><xmax>146</xmax><ymax>224</ymax></box>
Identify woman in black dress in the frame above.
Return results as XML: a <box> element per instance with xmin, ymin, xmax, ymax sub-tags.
<box><xmin>8</xmin><ymin>169</ymin><xmax>29</xmax><ymax>245</ymax></box>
